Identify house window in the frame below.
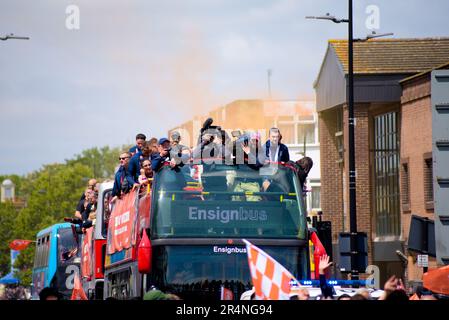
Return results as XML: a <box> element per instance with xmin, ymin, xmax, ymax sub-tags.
<box><xmin>311</xmin><ymin>186</ymin><xmax>321</xmax><ymax>209</ymax></box>
<box><xmin>401</xmin><ymin>160</ymin><xmax>410</xmax><ymax>212</ymax></box>
<box><xmin>424</xmin><ymin>155</ymin><xmax>433</xmax><ymax>210</ymax></box>
<box><xmin>335</xmin><ymin>107</ymin><xmax>344</xmax><ymax>163</ymax></box>
<box><xmin>276</xmin><ymin>114</ymin><xmax>317</xmax><ymax>146</ymax></box>
<box><xmin>277</xmin><ymin>123</ymin><xmax>295</xmax><ymax>144</ymax></box>
<box><xmin>373</xmin><ymin>111</ymin><xmax>400</xmax><ymax>237</ymax></box>
<box><xmin>298</xmin><ymin>124</ymin><xmax>315</xmax><ymax>145</ymax></box>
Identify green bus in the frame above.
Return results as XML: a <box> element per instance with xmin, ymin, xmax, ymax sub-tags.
<box><xmin>142</xmin><ymin>161</ymin><xmax>310</xmax><ymax>300</ymax></box>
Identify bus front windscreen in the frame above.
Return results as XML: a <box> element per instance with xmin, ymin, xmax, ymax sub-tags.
<box><xmin>148</xmin><ymin>245</ymin><xmax>309</xmax><ymax>301</ymax></box>
<box><xmin>152</xmin><ymin>163</ymin><xmax>307</xmax><ymax>239</ymax></box>
<box><xmin>56</xmin><ymin>228</ymin><xmax>80</xmax><ymax>299</ymax></box>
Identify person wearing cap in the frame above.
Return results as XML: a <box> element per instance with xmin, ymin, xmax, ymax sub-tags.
<box><xmin>170</xmin><ymin>131</ymin><xmax>191</xmax><ymax>165</ymax></box>
<box><xmin>170</xmin><ymin>131</ymin><xmax>189</xmax><ymax>155</ymax></box>
<box><xmin>151</xmin><ymin>138</ymin><xmax>181</xmax><ymax>171</ymax></box>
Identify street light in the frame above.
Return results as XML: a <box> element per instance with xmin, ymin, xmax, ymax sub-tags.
<box><xmin>355</xmin><ymin>31</ymin><xmax>394</xmax><ymax>42</ymax></box>
<box><xmin>307</xmin><ymin>1</ymin><xmax>392</xmax><ymax>279</ymax></box>
<box><xmin>0</xmin><ymin>33</ymin><xmax>30</xmax><ymax>41</ymax></box>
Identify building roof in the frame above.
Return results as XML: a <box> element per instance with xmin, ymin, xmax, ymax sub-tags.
<box><xmin>1</xmin><ymin>179</ymin><xmax>14</xmax><ymax>187</ymax></box>
<box><xmin>329</xmin><ymin>37</ymin><xmax>449</xmax><ymax>74</ymax></box>
<box><xmin>400</xmin><ymin>61</ymin><xmax>449</xmax><ymax>84</ymax></box>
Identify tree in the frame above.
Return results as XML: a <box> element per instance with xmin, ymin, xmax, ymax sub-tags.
<box><xmin>66</xmin><ymin>145</ymin><xmax>131</xmax><ymax>179</ymax></box>
<box><xmin>0</xmin><ymin>201</ymin><xmax>17</xmax><ymax>277</ymax></box>
<box><xmin>12</xmin><ymin>162</ymin><xmax>93</xmax><ymax>284</ymax></box>
<box><xmin>5</xmin><ymin>143</ymin><xmax>132</xmax><ymax>285</ymax></box>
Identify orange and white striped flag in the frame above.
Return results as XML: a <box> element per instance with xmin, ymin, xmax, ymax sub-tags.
<box><xmin>71</xmin><ymin>273</ymin><xmax>88</xmax><ymax>300</ymax></box>
<box><xmin>243</xmin><ymin>239</ymin><xmax>297</xmax><ymax>300</ymax></box>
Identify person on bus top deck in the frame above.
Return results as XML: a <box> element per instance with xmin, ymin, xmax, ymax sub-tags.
<box><xmin>74</xmin><ymin>178</ymin><xmax>97</xmax><ymax>220</ymax></box>
<box><xmin>148</xmin><ymin>137</ymin><xmax>159</xmax><ymax>154</ymax></box>
<box><xmin>170</xmin><ymin>131</ymin><xmax>191</xmax><ymax>167</ymax></box>
<box><xmin>151</xmin><ymin>137</ymin><xmax>184</xmax><ymax>172</ymax></box>
<box><xmin>129</xmin><ymin>133</ymin><xmax>146</xmax><ymax>156</ymax></box>
<box><xmin>264</xmin><ymin>127</ymin><xmax>290</xmax><ymax>163</ymax></box>
<box><xmin>111</xmin><ymin>151</ymin><xmax>139</xmax><ymax>203</ymax></box>
<box><xmin>295</xmin><ymin>156</ymin><xmax>313</xmax><ymax>191</ymax></box>
<box><xmin>80</xmin><ymin>189</ymin><xmax>98</xmax><ymax>230</ymax></box>
<box><xmin>171</xmin><ymin>131</ymin><xmax>190</xmax><ymax>157</ymax></box>
<box><xmin>128</xmin><ymin>141</ymin><xmax>152</xmax><ymax>183</ymax></box>
<box><xmin>138</xmin><ymin>159</ymin><xmax>153</xmax><ymax>186</ymax></box>
<box><xmin>239</xmin><ymin>131</ymin><xmax>265</xmax><ymax>169</ymax></box>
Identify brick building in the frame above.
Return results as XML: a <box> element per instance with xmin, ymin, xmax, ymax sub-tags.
<box><xmin>400</xmin><ymin>62</ymin><xmax>449</xmax><ymax>283</ymax></box>
<box><xmin>314</xmin><ymin>38</ymin><xmax>449</xmax><ymax>283</ymax></box>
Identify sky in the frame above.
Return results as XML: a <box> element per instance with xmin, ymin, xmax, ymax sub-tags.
<box><xmin>1</xmin><ymin>0</ymin><xmax>448</xmax><ymax>175</ymax></box>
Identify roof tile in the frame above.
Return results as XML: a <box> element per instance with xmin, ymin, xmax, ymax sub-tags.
<box><xmin>330</xmin><ymin>37</ymin><xmax>449</xmax><ymax>74</ymax></box>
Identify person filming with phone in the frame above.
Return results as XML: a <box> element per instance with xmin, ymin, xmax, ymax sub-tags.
<box><xmin>151</xmin><ymin>137</ymin><xmax>183</xmax><ymax>171</ymax></box>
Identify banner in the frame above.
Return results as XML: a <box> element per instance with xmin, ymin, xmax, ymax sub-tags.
<box><xmin>9</xmin><ymin>239</ymin><xmax>34</xmax><ymax>251</ymax></box>
<box><xmin>107</xmin><ymin>190</ymin><xmax>137</xmax><ymax>254</ymax></box>
<box><xmin>81</xmin><ymin>227</ymin><xmax>93</xmax><ymax>279</ymax></box>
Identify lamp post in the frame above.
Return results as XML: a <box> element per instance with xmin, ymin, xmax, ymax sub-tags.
<box><xmin>0</xmin><ymin>33</ymin><xmax>30</xmax><ymax>41</ymax></box>
<box><xmin>306</xmin><ymin>1</ymin><xmax>393</xmax><ymax>279</ymax></box>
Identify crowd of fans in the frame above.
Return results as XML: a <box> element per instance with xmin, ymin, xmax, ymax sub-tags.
<box><xmin>69</xmin><ymin>119</ymin><xmax>314</xmax><ymax>231</ymax></box>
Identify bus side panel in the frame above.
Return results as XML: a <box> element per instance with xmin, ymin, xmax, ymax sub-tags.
<box><xmin>94</xmin><ymin>239</ymin><xmax>106</xmax><ymax>279</ymax></box>
<box><xmin>103</xmin><ymin>262</ymin><xmax>142</xmax><ymax>300</ymax></box>
<box><xmin>45</xmin><ymin>230</ymin><xmax>58</xmax><ymax>288</ymax></box>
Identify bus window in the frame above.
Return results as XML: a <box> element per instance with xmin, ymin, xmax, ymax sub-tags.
<box><xmin>44</xmin><ymin>235</ymin><xmax>50</xmax><ymax>267</ymax></box>
<box><xmin>58</xmin><ymin>228</ymin><xmax>79</xmax><ymax>264</ymax></box>
<box><xmin>148</xmin><ymin>245</ymin><xmax>309</xmax><ymax>301</ymax></box>
<box><xmin>34</xmin><ymin>238</ymin><xmax>41</xmax><ymax>268</ymax></box>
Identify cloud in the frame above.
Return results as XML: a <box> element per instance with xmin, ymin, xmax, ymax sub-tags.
<box><xmin>248</xmin><ymin>0</ymin><xmax>301</xmax><ymax>20</ymax></box>
<box><xmin>218</xmin><ymin>34</ymin><xmax>252</xmax><ymax>63</ymax></box>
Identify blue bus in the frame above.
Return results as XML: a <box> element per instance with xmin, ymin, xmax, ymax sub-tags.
<box><xmin>31</xmin><ymin>223</ymin><xmax>81</xmax><ymax>299</ymax></box>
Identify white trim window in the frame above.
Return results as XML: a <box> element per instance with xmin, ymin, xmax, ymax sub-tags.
<box><xmin>305</xmin><ymin>179</ymin><xmax>321</xmax><ymax>212</ymax></box>
<box><xmin>275</xmin><ymin>113</ymin><xmax>318</xmax><ymax>146</ymax></box>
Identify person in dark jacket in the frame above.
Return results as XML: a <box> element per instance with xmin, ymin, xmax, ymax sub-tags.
<box><xmin>112</xmin><ymin>152</ymin><xmax>138</xmax><ymax>202</ymax></box>
<box><xmin>128</xmin><ymin>141</ymin><xmax>152</xmax><ymax>182</ymax></box>
<box><xmin>265</xmin><ymin>127</ymin><xmax>290</xmax><ymax>163</ymax></box>
<box><xmin>151</xmin><ymin>138</ymin><xmax>178</xmax><ymax>171</ymax></box>
<box><xmin>129</xmin><ymin>133</ymin><xmax>146</xmax><ymax>156</ymax></box>
<box><xmin>296</xmin><ymin>156</ymin><xmax>313</xmax><ymax>190</ymax></box>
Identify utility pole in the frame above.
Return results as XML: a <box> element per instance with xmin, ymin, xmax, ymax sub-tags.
<box><xmin>306</xmin><ymin>0</ymin><xmax>393</xmax><ymax>281</ymax></box>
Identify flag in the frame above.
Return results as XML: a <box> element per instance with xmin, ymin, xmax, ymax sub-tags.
<box><xmin>9</xmin><ymin>239</ymin><xmax>34</xmax><ymax>251</ymax></box>
<box><xmin>310</xmin><ymin>232</ymin><xmax>327</xmax><ymax>279</ymax></box>
<box><xmin>243</xmin><ymin>239</ymin><xmax>298</xmax><ymax>300</ymax></box>
<box><xmin>220</xmin><ymin>286</ymin><xmax>234</xmax><ymax>300</ymax></box>
<box><xmin>423</xmin><ymin>265</ymin><xmax>449</xmax><ymax>295</ymax></box>
<box><xmin>71</xmin><ymin>273</ymin><xmax>88</xmax><ymax>300</ymax></box>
